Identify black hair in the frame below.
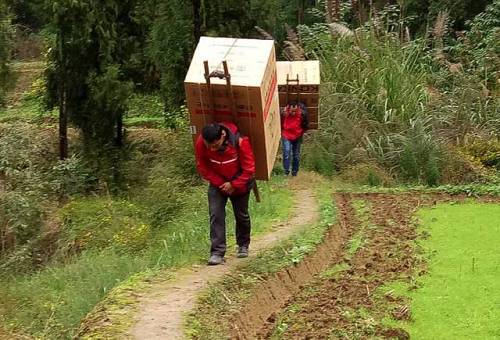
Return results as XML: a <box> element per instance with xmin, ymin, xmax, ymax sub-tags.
<box><xmin>202</xmin><ymin>123</ymin><xmax>223</xmax><ymax>143</ymax></box>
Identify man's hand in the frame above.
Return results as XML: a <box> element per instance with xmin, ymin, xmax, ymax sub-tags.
<box><xmin>219</xmin><ymin>182</ymin><xmax>234</xmax><ymax>195</ymax></box>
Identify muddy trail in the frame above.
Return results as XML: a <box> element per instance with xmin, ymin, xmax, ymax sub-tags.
<box><xmin>221</xmin><ymin>192</ymin><xmax>500</xmax><ymax>339</ymax></box>
<box><xmin>131</xmin><ymin>175</ymin><xmax>320</xmax><ymax>339</ymax></box>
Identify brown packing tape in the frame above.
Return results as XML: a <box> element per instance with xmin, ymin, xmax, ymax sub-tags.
<box><xmin>279</xmin><ymin>93</ymin><xmax>319</xmax><ymax>107</ymax></box>
<box><xmin>277</xmin><ymin>84</ymin><xmax>319</xmax><ymax>93</ymax></box>
<box><xmin>186</xmin><ymin>83</ymin><xmax>264</xmax><ymax>117</ymax></box>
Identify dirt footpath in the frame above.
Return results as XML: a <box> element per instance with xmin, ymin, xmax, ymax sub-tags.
<box><xmin>131</xmin><ymin>174</ymin><xmax>320</xmax><ymax>339</ymax></box>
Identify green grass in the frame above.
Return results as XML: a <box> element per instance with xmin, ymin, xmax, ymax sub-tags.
<box><xmin>0</xmin><ymin>96</ymin><xmax>57</xmax><ymax>123</ymax></box>
<box><xmin>124</xmin><ymin>116</ymin><xmax>164</xmax><ymax>127</ymax></box>
<box><xmin>348</xmin><ymin>199</ymin><xmax>370</xmax><ymax>255</ymax></box>
<box><xmin>0</xmin><ymin>91</ymin><xmax>166</xmax><ymax>127</ymax></box>
<box><xmin>319</xmin><ymin>263</ymin><xmax>350</xmax><ymax>280</ymax></box>
<box><xmin>387</xmin><ymin>202</ymin><xmax>500</xmax><ymax>339</ymax></box>
<box><xmin>0</xmin><ymin>176</ymin><xmax>293</xmax><ymax>339</ymax></box>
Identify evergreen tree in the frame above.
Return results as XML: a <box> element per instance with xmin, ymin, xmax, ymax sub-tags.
<box><xmin>147</xmin><ymin>0</ymin><xmax>193</xmax><ymax>111</ymax></box>
<box><xmin>9</xmin><ymin>0</ymin><xmax>47</xmax><ymax>31</ymax></box>
<box><xmin>45</xmin><ymin>0</ymin><xmax>136</xmax><ymax>158</ymax></box>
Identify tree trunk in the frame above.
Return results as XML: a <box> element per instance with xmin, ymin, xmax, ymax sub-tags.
<box><xmin>192</xmin><ymin>0</ymin><xmax>202</xmax><ymax>44</ymax></box>
<box><xmin>59</xmin><ymin>80</ymin><xmax>68</xmax><ymax>160</ymax></box>
<box><xmin>58</xmin><ymin>31</ymin><xmax>68</xmax><ymax>160</ymax></box>
<box><xmin>298</xmin><ymin>0</ymin><xmax>305</xmax><ymax>25</ymax></box>
<box><xmin>334</xmin><ymin>0</ymin><xmax>340</xmax><ymax>21</ymax></box>
<box><xmin>352</xmin><ymin>0</ymin><xmax>360</xmax><ymax>24</ymax></box>
<box><xmin>115</xmin><ymin>112</ymin><xmax>123</xmax><ymax>147</ymax></box>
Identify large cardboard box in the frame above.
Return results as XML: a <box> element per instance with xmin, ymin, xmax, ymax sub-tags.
<box><xmin>185</xmin><ymin>37</ymin><xmax>281</xmax><ymax>180</ymax></box>
<box><xmin>276</xmin><ymin>60</ymin><xmax>320</xmax><ymax>129</ymax></box>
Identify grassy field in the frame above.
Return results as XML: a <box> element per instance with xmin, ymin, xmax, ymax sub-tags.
<box><xmin>391</xmin><ymin>202</ymin><xmax>500</xmax><ymax>339</ymax></box>
<box><xmin>0</xmin><ymin>176</ymin><xmax>293</xmax><ymax>339</ymax></box>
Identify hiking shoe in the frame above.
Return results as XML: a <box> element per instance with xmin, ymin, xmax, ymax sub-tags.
<box><xmin>237</xmin><ymin>246</ymin><xmax>249</xmax><ymax>258</ymax></box>
<box><xmin>207</xmin><ymin>254</ymin><xmax>224</xmax><ymax>265</ymax></box>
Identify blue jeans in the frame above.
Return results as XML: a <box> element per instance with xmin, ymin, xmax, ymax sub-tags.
<box><xmin>282</xmin><ymin>137</ymin><xmax>302</xmax><ymax>176</ymax></box>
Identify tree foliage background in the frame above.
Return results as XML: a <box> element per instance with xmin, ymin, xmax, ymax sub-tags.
<box><xmin>0</xmin><ymin>0</ymin><xmax>493</xmax><ymax>151</ymax></box>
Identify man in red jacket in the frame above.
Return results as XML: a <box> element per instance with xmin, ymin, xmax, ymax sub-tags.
<box><xmin>281</xmin><ymin>102</ymin><xmax>309</xmax><ymax>176</ymax></box>
<box><xmin>195</xmin><ymin>122</ymin><xmax>256</xmax><ymax>265</ymax></box>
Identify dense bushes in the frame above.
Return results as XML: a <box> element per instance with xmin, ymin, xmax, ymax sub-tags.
<box><xmin>0</xmin><ymin>122</ymin><xmax>199</xmax><ymax>272</ymax></box>
<box><xmin>298</xmin><ymin>13</ymin><xmax>499</xmax><ymax>186</ymax></box>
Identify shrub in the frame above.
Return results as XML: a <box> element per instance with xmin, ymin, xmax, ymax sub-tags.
<box><xmin>126</xmin><ymin>92</ymin><xmax>164</xmax><ymax>118</ymax></box>
<box><xmin>461</xmin><ymin>138</ymin><xmax>500</xmax><ymax>169</ymax></box>
<box><xmin>396</xmin><ymin>119</ymin><xmax>444</xmax><ymax>186</ymax></box>
<box><xmin>59</xmin><ymin>199</ymin><xmax>149</xmax><ymax>255</ymax></box>
<box><xmin>0</xmin><ymin>123</ymin><xmax>58</xmax><ymax>191</ymax></box>
<box><xmin>440</xmin><ymin>147</ymin><xmax>495</xmax><ymax>184</ymax></box>
<box><xmin>49</xmin><ymin>155</ymin><xmax>96</xmax><ymax>197</ymax></box>
<box><xmin>301</xmin><ymin>133</ymin><xmax>336</xmax><ymax>176</ymax></box>
<box><xmin>339</xmin><ymin>162</ymin><xmax>394</xmax><ymax>187</ymax></box>
<box><xmin>297</xmin><ymin>14</ymin><xmax>498</xmax><ymax>187</ymax></box>
<box><xmin>0</xmin><ymin>191</ymin><xmax>42</xmax><ymax>253</ymax></box>
<box><xmin>455</xmin><ymin>0</ymin><xmax>500</xmax><ymax>88</ymax></box>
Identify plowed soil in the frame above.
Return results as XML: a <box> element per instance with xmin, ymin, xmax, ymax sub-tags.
<box><xmin>229</xmin><ymin>193</ymin><xmax>500</xmax><ymax>339</ymax></box>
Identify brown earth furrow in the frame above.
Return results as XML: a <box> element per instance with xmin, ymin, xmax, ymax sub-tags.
<box><xmin>184</xmin><ymin>193</ymin><xmax>500</xmax><ymax>339</ymax></box>
<box><xmin>258</xmin><ymin>193</ymin><xmax>499</xmax><ymax>339</ymax></box>
<box><xmin>232</xmin><ymin>193</ymin><xmax>360</xmax><ymax>339</ymax></box>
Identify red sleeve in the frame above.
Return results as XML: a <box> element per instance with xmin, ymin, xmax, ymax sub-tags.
<box><xmin>231</xmin><ymin>137</ymin><xmax>256</xmax><ymax>191</ymax></box>
<box><xmin>195</xmin><ymin>136</ymin><xmax>226</xmax><ymax>187</ymax></box>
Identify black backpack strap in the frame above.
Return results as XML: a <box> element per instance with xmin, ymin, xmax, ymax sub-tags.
<box><xmin>235</xmin><ymin>132</ymin><xmax>241</xmax><ymax>149</ymax></box>
<box><xmin>298</xmin><ymin>102</ymin><xmax>309</xmax><ymax>130</ymax></box>
<box><xmin>225</xmin><ymin>127</ymin><xmax>240</xmax><ymax>148</ymax></box>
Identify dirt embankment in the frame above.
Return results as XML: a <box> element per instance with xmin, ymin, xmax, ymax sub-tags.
<box><xmin>229</xmin><ymin>193</ymin><xmax>356</xmax><ymax>339</ymax></box>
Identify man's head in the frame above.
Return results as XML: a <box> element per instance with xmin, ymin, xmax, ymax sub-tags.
<box><xmin>202</xmin><ymin>123</ymin><xmax>227</xmax><ymax>151</ymax></box>
<box><xmin>285</xmin><ymin>102</ymin><xmax>300</xmax><ymax>116</ymax></box>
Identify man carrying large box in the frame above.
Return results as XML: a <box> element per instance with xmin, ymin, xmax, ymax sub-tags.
<box><xmin>185</xmin><ymin>37</ymin><xmax>281</xmax><ymax>180</ymax></box>
<box><xmin>185</xmin><ymin>37</ymin><xmax>281</xmax><ymax>265</ymax></box>
<box><xmin>195</xmin><ymin>121</ymin><xmax>256</xmax><ymax>265</ymax></box>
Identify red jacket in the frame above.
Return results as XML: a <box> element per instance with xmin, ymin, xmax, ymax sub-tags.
<box><xmin>281</xmin><ymin>104</ymin><xmax>306</xmax><ymax>141</ymax></box>
<box><xmin>195</xmin><ymin>122</ymin><xmax>256</xmax><ymax>196</ymax></box>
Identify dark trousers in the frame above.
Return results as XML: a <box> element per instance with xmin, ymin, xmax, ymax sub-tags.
<box><xmin>208</xmin><ymin>185</ymin><xmax>251</xmax><ymax>256</ymax></box>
